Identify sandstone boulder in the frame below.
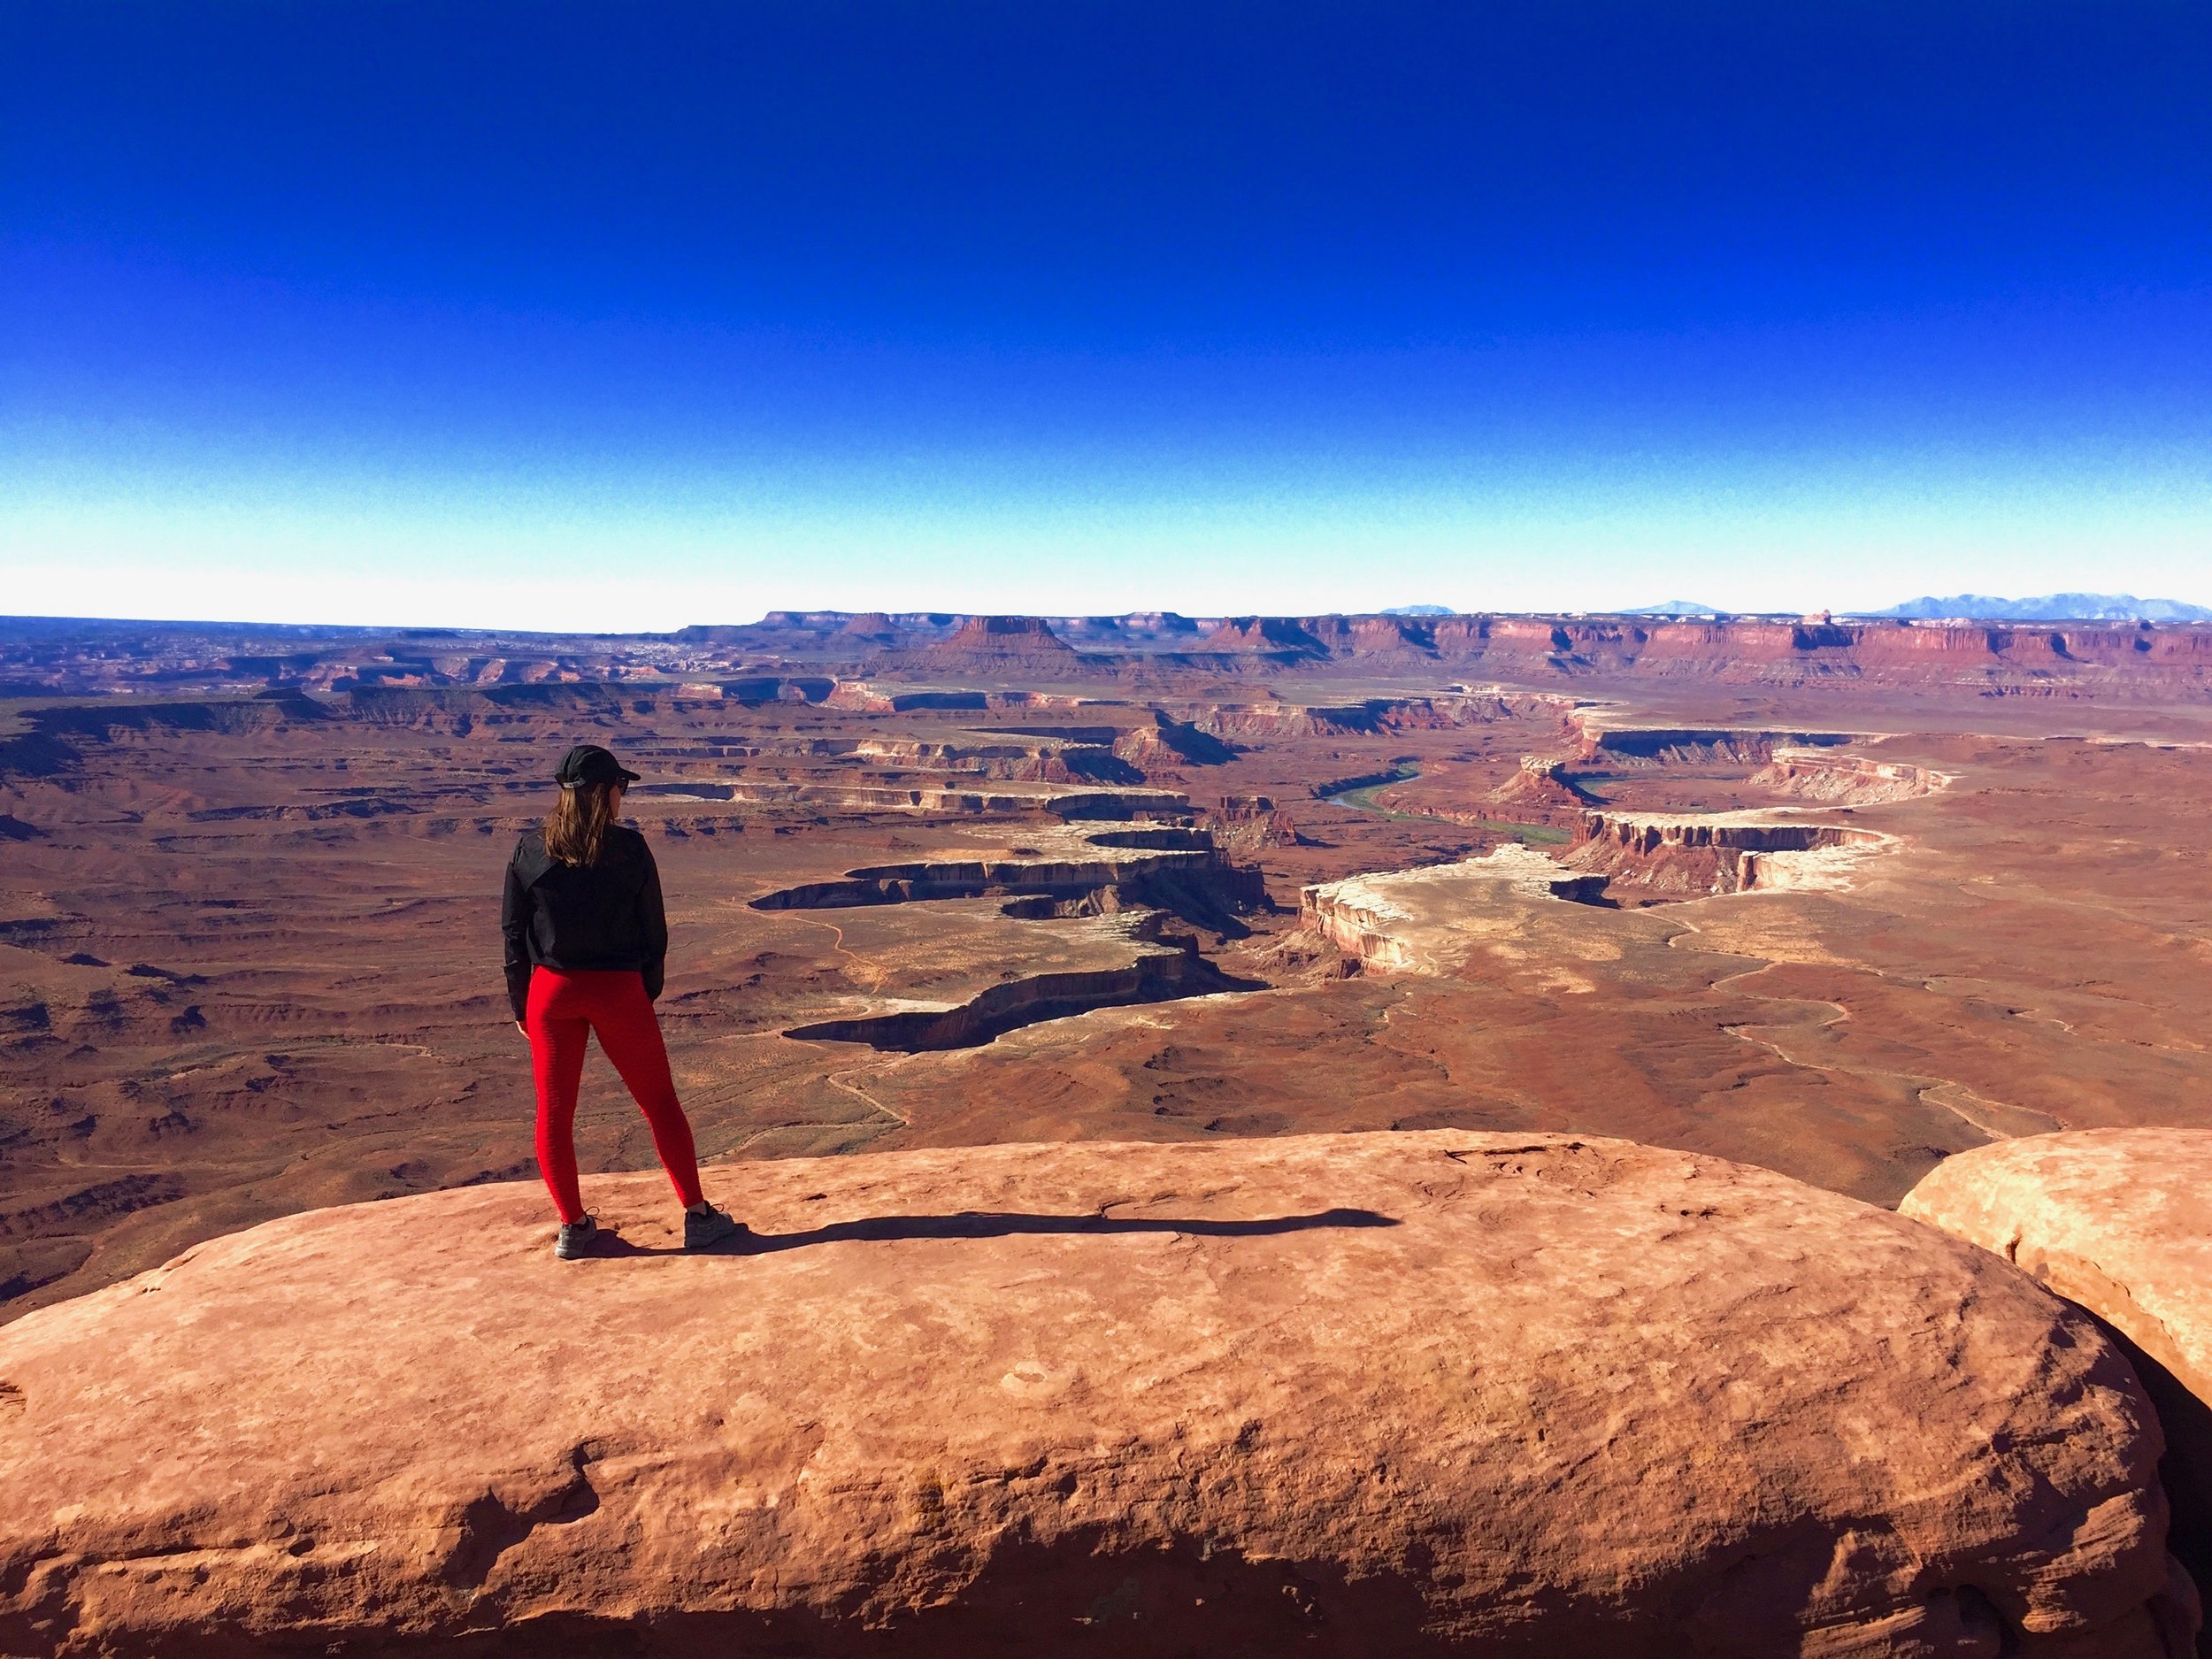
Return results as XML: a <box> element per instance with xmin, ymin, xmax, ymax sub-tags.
<box><xmin>1902</xmin><ymin>1128</ymin><xmax>2212</xmax><ymax>1655</ymax></box>
<box><xmin>0</xmin><ymin>1131</ymin><xmax>2198</xmax><ymax>1657</ymax></box>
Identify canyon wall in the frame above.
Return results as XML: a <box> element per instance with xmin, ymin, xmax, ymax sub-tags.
<box><xmin>1565</xmin><ymin>810</ymin><xmax>1893</xmax><ymax>897</ymax></box>
<box><xmin>18</xmin><ymin>614</ymin><xmax>2212</xmax><ymax>698</ymax></box>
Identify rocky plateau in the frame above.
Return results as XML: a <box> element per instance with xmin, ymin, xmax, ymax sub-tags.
<box><xmin>0</xmin><ymin>1131</ymin><xmax>2200</xmax><ymax>1657</ymax></box>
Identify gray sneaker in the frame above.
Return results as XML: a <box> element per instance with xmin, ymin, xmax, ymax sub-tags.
<box><xmin>555</xmin><ymin>1215</ymin><xmax>601</xmax><ymax>1260</ymax></box>
<box><xmin>683</xmin><ymin>1204</ymin><xmax>749</xmax><ymax>1252</ymax></box>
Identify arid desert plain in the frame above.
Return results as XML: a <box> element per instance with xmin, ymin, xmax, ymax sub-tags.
<box><xmin>4</xmin><ymin>609</ymin><xmax>2210</xmax><ymax>1655</ymax></box>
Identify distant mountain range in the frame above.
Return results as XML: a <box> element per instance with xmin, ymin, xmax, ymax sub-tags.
<box><xmin>1620</xmin><ymin>600</ymin><xmax>1723</xmax><ymax>617</ymax></box>
<box><xmin>1379</xmin><ymin>604</ymin><xmax>1456</xmax><ymax>617</ymax></box>
<box><xmin>1864</xmin><ymin>593</ymin><xmax>2212</xmax><ymax>622</ymax></box>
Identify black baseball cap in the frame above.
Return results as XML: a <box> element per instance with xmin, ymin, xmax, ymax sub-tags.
<box><xmin>554</xmin><ymin>744</ymin><xmax>641</xmax><ymax>788</ymax></box>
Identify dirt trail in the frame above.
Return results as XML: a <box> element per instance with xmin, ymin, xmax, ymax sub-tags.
<box><xmin>1663</xmin><ymin>916</ymin><xmax>2070</xmax><ymax>1157</ymax></box>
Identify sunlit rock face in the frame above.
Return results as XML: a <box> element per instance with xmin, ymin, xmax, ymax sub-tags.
<box><xmin>0</xmin><ymin>1130</ymin><xmax>2195</xmax><ymax>1657</ymax></box>
<box><xmin>1300</xmin><ymin>845</ymin><xmax>1609</xmax><ymax>972</ymax></box>
<box><xmin>1904</xmin><ymin>1127</ymin><xmax>2212</xmax><ymax>1653</ymax></box>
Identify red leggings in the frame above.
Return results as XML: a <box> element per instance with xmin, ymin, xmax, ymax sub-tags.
<box><xmin>525</xmin><ymin>968</ymin><xmax>703</xmax><ymax>1223</ymax></box>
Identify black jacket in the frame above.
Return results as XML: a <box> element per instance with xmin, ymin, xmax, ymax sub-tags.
<box><xmin>501</xmin><ymin>825</ymin><xmax>669</xmax><ymax>1019</ymax></box>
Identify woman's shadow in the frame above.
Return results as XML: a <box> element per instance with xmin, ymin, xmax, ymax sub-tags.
<box><xmin>594</xmin><ymin>1207</ymin><xmax>1397</xmax><ymax>1257</ymax></box>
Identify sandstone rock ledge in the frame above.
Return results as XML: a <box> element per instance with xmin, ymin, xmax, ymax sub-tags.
<box><xmin>1903</xmin><ymin>1129</ymin><xmax>2212</xmax><ymax>1656</ymax></box>
<box><xmin>0</xmin><ymin>1132</ymin><xmax>2198</xmax><ymax>1658</ymax></box>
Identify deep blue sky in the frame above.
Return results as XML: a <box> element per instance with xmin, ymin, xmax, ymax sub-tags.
<box><xmin>5</xmin><ymin>1</ymin><xmax>2209</xmax><ymax>627</ymax></box>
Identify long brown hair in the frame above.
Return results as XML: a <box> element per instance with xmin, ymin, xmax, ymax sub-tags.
<box><xmin>544</xmin><ymin>780</ymin><xmax>622</xmax><ymax>866</ymax></box>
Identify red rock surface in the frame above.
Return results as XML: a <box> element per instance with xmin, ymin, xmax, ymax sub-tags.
<box><xmin>1486</xmin><ymin>754</ymin><xmax>1593</xmax><ymax>817</ymax></box>
<box><xmin>1902</xmin><ymin>1129</ymin><xmax>2212</xmax><ymax>1654</ymax></box>
<box><xmin>1900</xmin><ymin>1130</ymin><xmax>2212</xmax><ymax>1417</ymax></box>
<box><xmin>0</xmin><ymin>1132</ymin><xmax>2196</xmax><ymax>1657</ymax></box>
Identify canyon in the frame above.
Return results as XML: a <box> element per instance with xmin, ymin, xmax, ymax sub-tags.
<box><xmin>5</xmin><ymin>610</ymin><xmax>2212</xmax><ymax>1652</ymax></box>
<box><xmin>7</xmin><ymin>612</ymin><xmax>2212</xmax><ymax>1314</ymax></box>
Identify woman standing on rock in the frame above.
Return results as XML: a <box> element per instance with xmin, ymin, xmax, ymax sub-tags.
<box><xmin>501</xmin><ymin>744</ymin><xmax>744</xmax><ymax>1259</ymax></box>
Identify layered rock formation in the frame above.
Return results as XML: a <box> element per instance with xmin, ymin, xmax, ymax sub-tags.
<box><xmin>1199</xmin><ymin>793</ymin><xmax>1302</xmax><ymax>856</ymax></box>
<box><xmin>644</xmin><ymin>776</ymin><xmax>1186</xmax><ymax>818</ymax></box>
<box><xmin>745</xmin><ymin>823</ymin><xmax>1260</xmax><ymax>920</ymax></box>
<box><xmin>1168</xmin><ymin>692</ymin><xmax>1576</xmax><ymax>743</ymax></box>
<box><xmin>1486</xmin><ymin>754</ymin><xmax>1594</xmax><ymax>819</ymax></box>
<box><xmin>1751</xmin><ymin>748</ymin><xmax>1953</xmax><ymax>804</ymax></box>
<box><xmin>1301</xmin><ymin>846</ymin><xmax>1608</xmax><ymax>971</ymax></box>
<box><xmin>918</xmin><ymin>615</ymin><xmax>1086</xmax><ymax>669</ymax></box>
<box><xmin>780</xmin><ymin>920</ymin><xmax>1256</xmax><ymax>1051</ymax></box>
<box><xmin>0</xmin><ymin>1131</ymin><xmax>2197</xmax><ymax>1656</ymax></box>
<box><xmin>19</xmin><ymin>613</ymin><xmax>2212</xmax><ymax>699</ymax></box>
<box><xmin>1566</xmin><ymin>809</ymin><xmax>1893</xmax><ymax>896</ymax></box>
<box><xmin>1570</xmin><ymin>723</ymin><xmax>1856</xmax><ymax>767</ymax></box>
<box><xmin>747</xmin><ymin>824</ymin><xmax>1267</xmax><ymax>1048</ymax></box>
<box><xmin>1110</xmin><ymin>712</ymin><xmax>1238</xmax><ymax>770</ymax></box>
<box><xmin>1902</xmin><ymin>1130</ymin><xmax>2212</xmax><ymax>1653</ymax></box>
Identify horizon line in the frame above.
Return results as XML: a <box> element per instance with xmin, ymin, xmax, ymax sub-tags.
<box><xmin>6</xmin><ymin>602</ymin><xmax>2207</xmax><ymax>641</ymax></box>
